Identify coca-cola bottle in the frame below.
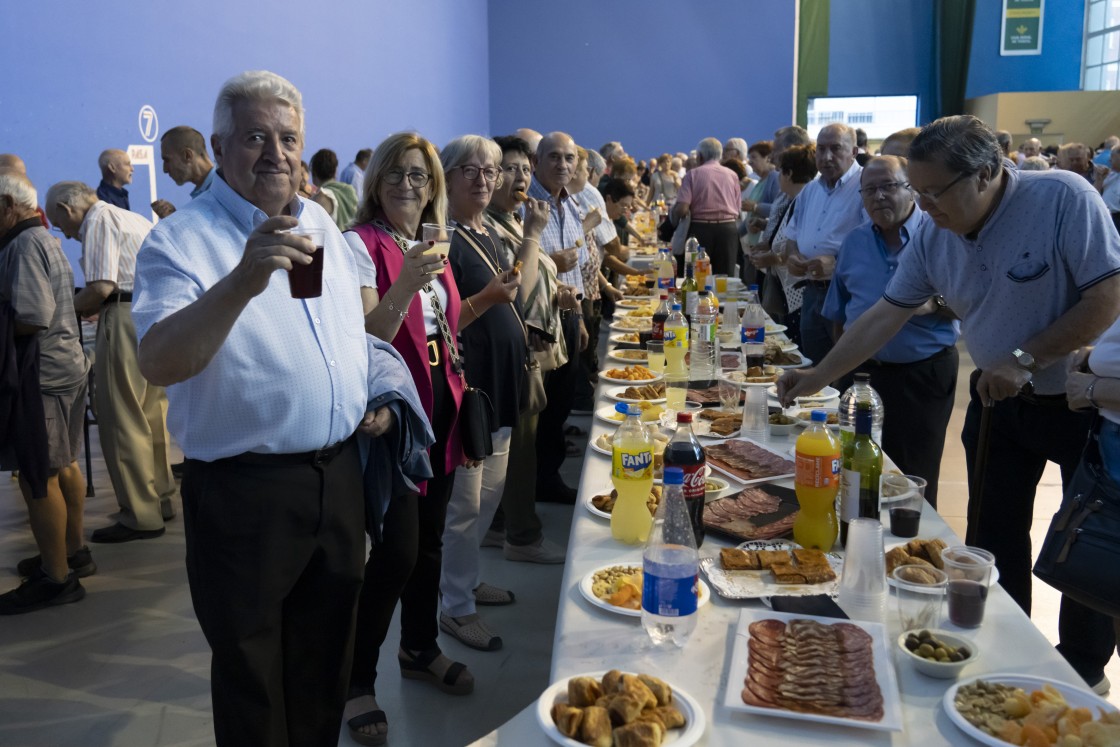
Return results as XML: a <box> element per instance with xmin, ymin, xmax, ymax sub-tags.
<box><xmin>663</xmin><ymin>412</ymin><xmax>707</xmax><ymax>546</ymax></box>
<box><xmin>651</xmin><ymin>291</ymin><xmax>670</xmax><ymax>342</ymax></box>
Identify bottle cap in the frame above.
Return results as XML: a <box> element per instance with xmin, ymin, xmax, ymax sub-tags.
<box><xmin>854</xmin><ymin>372</ymin><xmax>871</xmax><ymax>383</ymax></box>
<box><xmin>672</xmin><ymin>303</ymin><xmax>682</xmax><ymax>311</ymax></box>
<box><xmin>699</xmin><ymin>290</ymin><xmax>710</xmax><ymax>297</ymax></box>
<box><xmin>663</xmin><ymin>467</ymin><xmax>684</xmax><ymax>485</ymax></box>
<box><xmin>660</xmin><ymin>292</ymin><xmax>668</xmax><ymax>299</ymax></box>
<box><xmin>615</xmin><ymin>402</ymin><xmax>631</xmax><ymax>415</ymax></box>
<box><xmin>810</xmin><ymin>409</ymin><xmax>828</xmax><ymax>422</ymax></box>
<box><xmin>676</xmin><ymin>412</ymin><xmax>693</xmax><ymax>423</ymax></box>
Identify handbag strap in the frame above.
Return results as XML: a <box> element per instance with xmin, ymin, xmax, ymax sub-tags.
<box><xmin>454</xmin><ymin>222</ymin><xmax>534</xmax><ymax>357</ymax></box>
<box><xmin>374</xmin><ymin>219</ymin><xmax>464</xmax><ymax>376</ymax></box>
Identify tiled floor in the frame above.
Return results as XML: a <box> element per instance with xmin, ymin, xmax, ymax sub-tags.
<box><xmin>0</xmin><ymin>340</ymin><xmax>1115</xmax><ymax>747</ymax></box>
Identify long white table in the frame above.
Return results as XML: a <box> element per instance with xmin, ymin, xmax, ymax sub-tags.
<box><xmin>473</xmin><ymin>355</ymin><xmax>1089</xmax><ymax>747</ymax></box>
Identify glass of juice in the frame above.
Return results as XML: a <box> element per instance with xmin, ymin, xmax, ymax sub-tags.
<box><xmin>714</xmin><ymin>274</ymin><xmax>728</xmax><ymax>294</ymax></box>
<box><xmin>646</xmin><ymin>341</ymin><xmax>665</xmax><ymax>373</ymax></box>
<box><xmin>665</xmin><ymin>375</ymin><xmax>687</xmax><ymax>412</ymax></box>
<box><xmin>421</xmin><ymin>223</ymin><xmax>456</xmax><ymax>274</ymax></box>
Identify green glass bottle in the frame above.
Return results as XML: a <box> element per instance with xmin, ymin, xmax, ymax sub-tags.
<box><xmin>839</xmin><ymin>401</ymin><xmax>883</xmax><ymax>546</ymax></box>
<box><xmin>679</xmin><ymin>263</ymin><xmax>698</xmax><ymax>323</ymax></box>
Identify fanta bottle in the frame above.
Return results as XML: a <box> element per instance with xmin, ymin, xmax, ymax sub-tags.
<box><xmin>611</xmin><ymin>403</ymin><xmax>655</xmax><ymax>544</ymax></box>
<box><xmin>793</xmin><ymin>410</ymin><xmax>841</xmax><ymax>550</ymax></box>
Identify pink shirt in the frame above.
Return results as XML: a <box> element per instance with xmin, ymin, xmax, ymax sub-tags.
<box><xmin>676</xmin><ymin>160</ymin><xmax>741</xmax><ymax>221</ymax></box>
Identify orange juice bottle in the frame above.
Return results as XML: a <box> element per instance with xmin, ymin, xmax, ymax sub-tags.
<box><xmin>793</xmin><ymin>410</ymin><xmax>841</xmax><ymax>550</ymax></box>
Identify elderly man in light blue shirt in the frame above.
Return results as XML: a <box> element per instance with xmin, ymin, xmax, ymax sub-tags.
<box><xmin>132</xmin><ymin>70</ymin><xmax>395</xmax><ymax>747</ymax></box>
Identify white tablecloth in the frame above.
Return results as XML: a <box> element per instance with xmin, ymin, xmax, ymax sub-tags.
<box><xmin>474</xmin><ymin>373</ymin><xmax>1087</xmax><ymax>747</ymax></box>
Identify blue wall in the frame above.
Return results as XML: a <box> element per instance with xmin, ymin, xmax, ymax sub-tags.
<box><xmin>828</xmin><ymin>0</ymin><xmax>937</xmax><ymax>123</ymax></box>
<box><xmin>0</xmin><ymin>0</ymin><xmax>491</xmax><ymax>282</ymax></box>
<box><xmin>966</xmin><ymin>0</ymin><xmax>1085</xmax><ymax>98</ymax></box>
<box><xmin>487</xmin><ymin>0</ymin><xmax>796</xmax><ymax>160</ymax></box>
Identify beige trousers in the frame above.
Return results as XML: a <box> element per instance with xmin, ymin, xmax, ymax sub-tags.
<box><xmin>94</xmin><ymin>301</ymin><xmax>176</xmax><ymax>530</ymax></box>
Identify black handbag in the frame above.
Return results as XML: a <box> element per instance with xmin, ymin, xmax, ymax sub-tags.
<box><xmin>458</xmin><ymin>386</ymin><xmax>494</xmax><ymax>460</ymax></box>
<box><xmin>657</xmin><ymin>215</ymin><xmax>675</xmax><ymax>243</ymax></box>
<box><xmin>1033</xmin><ymin>419</ymin><xmax>1120</xmax><ymax>618</ymax></box>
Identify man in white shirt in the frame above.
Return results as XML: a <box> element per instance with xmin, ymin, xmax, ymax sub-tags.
<box><xmin>783</xmin><ymin>123</ymin><xmax>865</xmax><ymax>365</ymax></box>
<box><xmin>45</xmin><ymin>181</ymin><xmax>177</xmax><ymax>542</ymax></box>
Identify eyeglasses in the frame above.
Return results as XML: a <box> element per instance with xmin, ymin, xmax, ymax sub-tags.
<box><xmin>384</xmin><ymin>169</ymin><xmax>431</xmax><ymax>187</ymax></box>
<box><xmin>859</xmin><ymin>181</ymin><xmax>910</xmax><ymax>198</ymax></box>
<box><xmin>502</xmin><ymin>164</ymin><xmax>532</xmax><ymax>176</ymax></box>
<box><xmin>453</xmin><ymin>165</ymin><xmax>501</xmax><ymax>182</ymax></box>
<box><xmin>912</xmin><ymin>171</ymin><xmax>972</xmax><ymax>204</ymax></box>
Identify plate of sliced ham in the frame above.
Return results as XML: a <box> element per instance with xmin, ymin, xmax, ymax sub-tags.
<box><xmin>723</xmin><ymin>609</ymin><xmax>903</xmax><ymax>731</ymax></box>
<box><xmin>703</xmin><ymin>437</ymin><xmax>795</xmax><ymax>485</ymax></box>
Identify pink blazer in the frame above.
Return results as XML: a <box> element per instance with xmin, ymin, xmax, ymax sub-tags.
<box><xmin>350</xmin><ymin>222</ymin><xmax>465</xmax><ymax>483</ymax></box>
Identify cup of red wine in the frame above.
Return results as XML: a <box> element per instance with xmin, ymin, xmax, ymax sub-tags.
<box><xmin>882</xmin><ymin>474</ymin><xmax>926</xmax><ymax>538</ymax></box>
<box><xmin>942</xmin><ymin>546</ymin><xmax>995</xmax><ymax>628</ymax></box>
<box><xmin>287</xmin><ymin>227</ymin><xmax>325</xmax><ymax>299</ymax></box>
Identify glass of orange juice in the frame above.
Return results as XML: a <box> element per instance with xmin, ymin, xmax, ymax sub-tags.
<box><xmin>714</xmin><ymin>274</ymin><xmax>729</xmax><ymax>294</ymax></box>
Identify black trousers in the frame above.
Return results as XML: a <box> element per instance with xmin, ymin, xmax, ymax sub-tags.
<box><xmin>687</xmin><ymin>220</ymin><xmax>739</xmax><ymax>276</ymax></box>
<box><xmin>182</xmin><ymin>439</ymin><xmax>365</xmax><ymax>747</ymax></box>
<box><xmin>856</xmin><ymin>346</ymin><xmax>959</xmax><ymax>508</ymax></box>
<box><xmin>961</xmin><ymin>377</ymin><xmax>1117</xmax><ymax>681</ymax></box>
<box><xmin>537</xmin><ymin>313</ymin><xmax>581</xmax><ymax>481</ymax></box>
<box><xmin>350</xmin><ymin>362</ymin><xmax>457</xmax><ymax>695</ymax></box>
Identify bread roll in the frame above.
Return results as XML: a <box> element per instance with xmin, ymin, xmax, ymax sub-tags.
<box><xmin>567</xmin><ymin>676</ymin><xmax>602</xmax><ymax>707</ymax></box>
<box><xmin>613</xmin><ymin>720</ymin><xmax>664</xmax><ymax>747</ymax></box>
<box><xmin>579</xmin><ymin>706</ymin><xmax>612</xmax><ymax>747</ymax></box>
<box><xmin>607</xmin><ymin>694</ymin><xmax>644</xmax><ymax>726</ymax></box>
<box><xmin>550</xmin><ymin>703</ymin><xmax>583</xmax><ymax>738</ymax></box>
<box><xmin>637</xmin><ymin>674</ymin><xmax>673</xmax><ymax>706</ymax></box>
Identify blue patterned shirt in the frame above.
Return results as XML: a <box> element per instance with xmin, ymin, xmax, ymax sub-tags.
<box><xmin>527</xmin><ymin>176</ymin><xmax>587</xmax><ymax>295</ymax></box>
<box><xmin>132</xmin><ymin>173</ymin><xmax>374</xmax><ymax>460</ymax></box>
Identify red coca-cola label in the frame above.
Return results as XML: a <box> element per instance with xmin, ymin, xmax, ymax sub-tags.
<box><xmin>680</xmin><ymin>462</ymin><xmax>706</xmax><ymax>501</ymax></box>
<box><xmin>651</xmin><ymin>319</ymin><xmax>665</xmax><ymax>341</ymax></box>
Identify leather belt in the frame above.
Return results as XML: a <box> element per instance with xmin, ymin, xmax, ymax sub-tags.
<box><xmin>690</xmin><ymin>218</ymin><xmax>736</xmax><ymax>224</ymax></box>
<box><xmin>866</xmin><ymin>345</ymin><xmax>954</xmax><ymax>368</ymax></box>
<box><xmin>427</xmin><ymin>334</ymin><xmax>441</xmax><ymax>367</ymax></box>
<box><xmin>103</xmin><ymin>291</ymin><xmax>133</xmax><ymax>304</ymax></box>
<box><xmin>793</xmin><ymin>279</ymin><xmax>830</xmax><ymax>290</ymax></box>
<box><xmin>219</xmin><ymin>439</ymin><xmax>348</xmax><ymax>467</ymax></box>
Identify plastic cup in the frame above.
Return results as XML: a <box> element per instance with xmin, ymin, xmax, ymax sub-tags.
<box><xmin>715</xmin><ymin>274</ymin><xmax>729</xmax><ymax>294</ymax></box>
<box><xmin>647</xmin><ymin>341</ymin><xmax>665</xmax><ymax>373</ymax></box>
<box><xmin>287</xmin><ymin>227</ymin><xmax>325</xmax><ymax>298</ymax></box>
<box><xmin>718</xmin><ymin>370</ymin><xmax>741</xmax><ymax>412</ymax></box>
<box><xmin>893</xmin><ymin>565</ymin><xmax>947</xmax><ymax>632</ymax></box>
<box><xmin>942</xmin><ymin>546</ymin><xmax>995</xmax><ymax>628</ymax></box>
<box><xmin>883</xmin><ymin>474</ymin><xmax>927</xmax><ymax>538</ymax></box>
<box><xmin>421</xmin><ymin>223</ymin><xmax>455</xmax><ymax>275</ymax></box>
<box><xmin>837</xmin><ymin>518</ymin><xmax>886</xmax><ymax>622</ymax></box>
<box><xmin>740</xmin><ymin>384</ymin><xmax>768</xmax><ymax>438</ymax></box>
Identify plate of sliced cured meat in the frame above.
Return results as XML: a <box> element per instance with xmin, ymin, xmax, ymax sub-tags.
<box><xmin>703</xmin><ymin>437</ymin><xmax>795</xmax><ymax>484</ymax></box>
<box><xmin>702</xmin><ymin>484</ymin><xmax>799</xmax><ymax>543</ymax></box>
<box><xmin>723</xmin><ymin>609</ymin><xmax>903</xmax><ymax>731</ymax></box>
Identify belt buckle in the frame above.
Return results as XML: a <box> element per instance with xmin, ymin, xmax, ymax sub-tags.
<box><xmin>427</xmin><ymin>339</ymin><xmax>440</xmax><ymax>367</ymax></box>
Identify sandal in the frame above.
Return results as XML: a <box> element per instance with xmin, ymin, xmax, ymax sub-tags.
<box><xmin>398</xmin><ymin>646</ymin><xmax>475</xmax><ymax>695</ymax></box>
<box><xmin>439</xmin><ymin>612</ymin><xmax>503</xmax><ymax>652</ymax></box>
<box><xmin>345</xmin><ymin>695</ymin><xmax>388</xmax><ymax>747</ymax></box>
<box><xmin>473</xmin><ymin>582</ymin><xmax>515</xmax><ymax>606</ymax></box>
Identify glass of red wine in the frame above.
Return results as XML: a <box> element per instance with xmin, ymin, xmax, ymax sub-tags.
<box><xmin>882</xmin><ymin>474</ymin><xmax>927</xmax><ymax>538</ymax></box>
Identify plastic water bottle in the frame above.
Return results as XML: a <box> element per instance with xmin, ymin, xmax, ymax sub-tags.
<box><xmin>741</xmin><ymin>283</ymin><xmax>766</xmax><ymax>369</ymax></box>
<box><xmin>838</xmin><ymin>372</ymin><xmax>884</xmax><ymax>451</ymax></box>
<box><xmin>656</xmin><ymin>248</ymin><xmax>675</xmax><ymax>291</ymax></box>
<box><xmin>689</xmin><ymin>290</ymin><xmax>718</xmax><ymax>380</ymax></box>
<box><xmin>642</xmin><ymin>467</ymin><xmax>699</xmax><ymax>648</ymax></box>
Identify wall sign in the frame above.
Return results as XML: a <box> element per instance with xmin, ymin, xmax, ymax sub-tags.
<box><xmin>138</xmin><ymin>104</ymin><xmax>159</xmax><ymax>143</ymax></box>
<box><xmin>128</xmin><ymin>144</ymin><xmax>160</xmax><ymax>223</ymax></box>
<box><xmin>1001</xmin><ymin>0</ymin><xmax>1044</xmax><ymax>56</ymax></box>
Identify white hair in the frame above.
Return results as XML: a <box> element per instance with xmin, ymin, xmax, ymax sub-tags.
<box><xmin>724</xmin><ymin>138</ymin><xmax>749</xmax><ymax>159</ymax></box>
<box><xmin>697</xmin><ymin>138</ymin><xmax>723</xmax><ymax>162</ymax></box>
<box><xmin>440</xmin><ymin>134</ymin><xmax>502</xmax><ymax>174</ymax></box>
<box><xmin>212</xmin><ymin>70</ymin><xmax>304</xmax><ymax>143</ymax></box>
<box><xmin>1020</xmin><ymin>156</ymin><xmax>1050</xmax><ymax>171</ymax></box>
<box><xmin>0</xmin><ymin>173</ymin><xmax>37</xmax><ymax>210</ymax></box>
<box><xmin>586</xmin><ymin>149</ymin><xmax>606</xmax><ymax>176</ymax></box>
<box><xmin>45</xmin><ymin>181</ymin><xmax>96</xmax><ymax>210</ymax></box>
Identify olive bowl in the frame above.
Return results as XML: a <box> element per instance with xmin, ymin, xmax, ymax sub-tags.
<box><xmin>897</xmin><ymin>629</ymin><xmax>980</xmax><ymax>679</ymax></box>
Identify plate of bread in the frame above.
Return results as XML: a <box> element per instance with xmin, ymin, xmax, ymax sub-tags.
<box><xmin>579</xmin><ymin>562</ymin><xmax>711</xmax><ymax>618</ymax></box>
<box><xmin>885</xmin><ymin>538</ymin><xmax>1000</xmax><ymax>588</ymax></box>
<box><xmin>700</xmin><ymin>540</ymin><xmax>842</xmax><ymax>600</ymax></box>
<box><xmin>538</xmin><ymin>669</ymin><xmax>706</xmax><ymax>747</ymax></box>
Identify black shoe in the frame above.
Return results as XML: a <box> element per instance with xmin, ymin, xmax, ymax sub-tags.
<box><xmin>171</xmin><ymin>461</ymin><xmax>185</xmax><ymax>478</ymax></box>
<box><xmin>0</xmin><ymin>569</ymin><xmax>85</xmax><ymax>615</ymax></box>
<box><xmin>16</xmin><ymin>546</ymin><xmax>97</xmax><ymax>578</ymax></box>
<box><xmin>90</xmin><ymin>522</ymin><xmax>165</xmax><ymax>543</ymax></box>
<box><xmin>536</xmin><ymin>479</ymin><xmax>577</xmax><ymax>505</ymax></box>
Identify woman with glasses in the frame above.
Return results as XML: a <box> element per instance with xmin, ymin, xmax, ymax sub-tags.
<box><xmin>747</xmin><ymin>145</ymin><xmax>819</xmax><ymax>347</ymax></box>
<box><xmin>343</xmin><ymin>132</ymin><xmax>506</xmax><ymax>745</ymax></box>
<box><xmin>436</xmin><ymin>135</ymin><xmax>526</xmax><ymax>654</ymax></box>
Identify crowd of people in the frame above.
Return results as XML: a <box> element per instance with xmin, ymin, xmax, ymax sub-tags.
<box><xmin>3</xmin><ymin>66</ymin><xmax>1120</xmax><ymax>745</ymax></box>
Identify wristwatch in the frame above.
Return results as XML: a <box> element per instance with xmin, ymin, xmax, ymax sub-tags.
<box><xmin>1012</xmin><ymin>348</ymin><xmax>1038</xmax><ymax>373</ymax></box>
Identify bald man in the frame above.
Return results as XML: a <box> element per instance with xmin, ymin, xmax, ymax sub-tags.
<box><xmin>96</xmin><ymin>149</ymin><xmax>133</xmax><ymax>210</ymax></box>
<box><xmin>513</xmin><ymin>128</ymin><xmax>543</xmax><ymax>153</ymax></box>
<box><xmin>151</xmin><ymin>126</ymin><xmax>216</xmax><ymax>219</ymax></box>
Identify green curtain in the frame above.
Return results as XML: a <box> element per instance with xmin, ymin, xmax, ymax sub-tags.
<box><xmin>797</xmin><ymin>0</ymin><xmax>830</xmax><ymax>128</ymax></box>
<box><xmin>931</xmin><ymin>0</ymin><xmax>976</xmax><ymax>120</ymax></box>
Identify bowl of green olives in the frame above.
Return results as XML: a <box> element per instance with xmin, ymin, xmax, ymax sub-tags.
<box><xmin>897</xmin><ymin>629</ymin><xmax>978</xmax><ymax>679</ymax></box>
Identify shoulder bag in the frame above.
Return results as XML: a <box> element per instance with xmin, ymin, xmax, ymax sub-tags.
<box><xmin>375</xmin><ymin>220</ymin><xmax>494</xmax><ymax>459</ymax></box>
<box><xmin>1033</xmin><ymin>416</ymin><xmax>1120</xmax><ymax>618</ymax></box>
<box><xmin>457</xmin><ymin>224</ymin><xmax>547</xmax><ymax>417</ymax></box>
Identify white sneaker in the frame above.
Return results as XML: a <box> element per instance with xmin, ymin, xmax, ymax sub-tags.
<box><xmin>504</xmin><ymin>537</ymin><xmax>566</xmax><ymax>564</ymax></box>
<box><xmin>1091</xmin><ymin>674</ymin><xmax>1111</xmax><ymax>696</ymax></box>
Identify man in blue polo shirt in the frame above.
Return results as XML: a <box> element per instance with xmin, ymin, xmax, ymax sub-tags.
<box><xmin>822</xmin><ymin>156</ymin><xmax>959</xmax><ymax>507</ymax></box>
<box><xmin>780</xmin><ymin>115</ymin><xmax>1120</xmax><ymax>694</ymax></box>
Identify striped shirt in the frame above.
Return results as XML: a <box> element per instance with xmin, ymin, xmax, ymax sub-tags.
<box><xmin>79</xmin><ymin>201</ymin><xmax>153</xmax><ymax>292</ymax></box>
<box><xmin>527</xmin><ymin>176</ymin><xmax>586</xmax><ymax>295</ymax></box>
